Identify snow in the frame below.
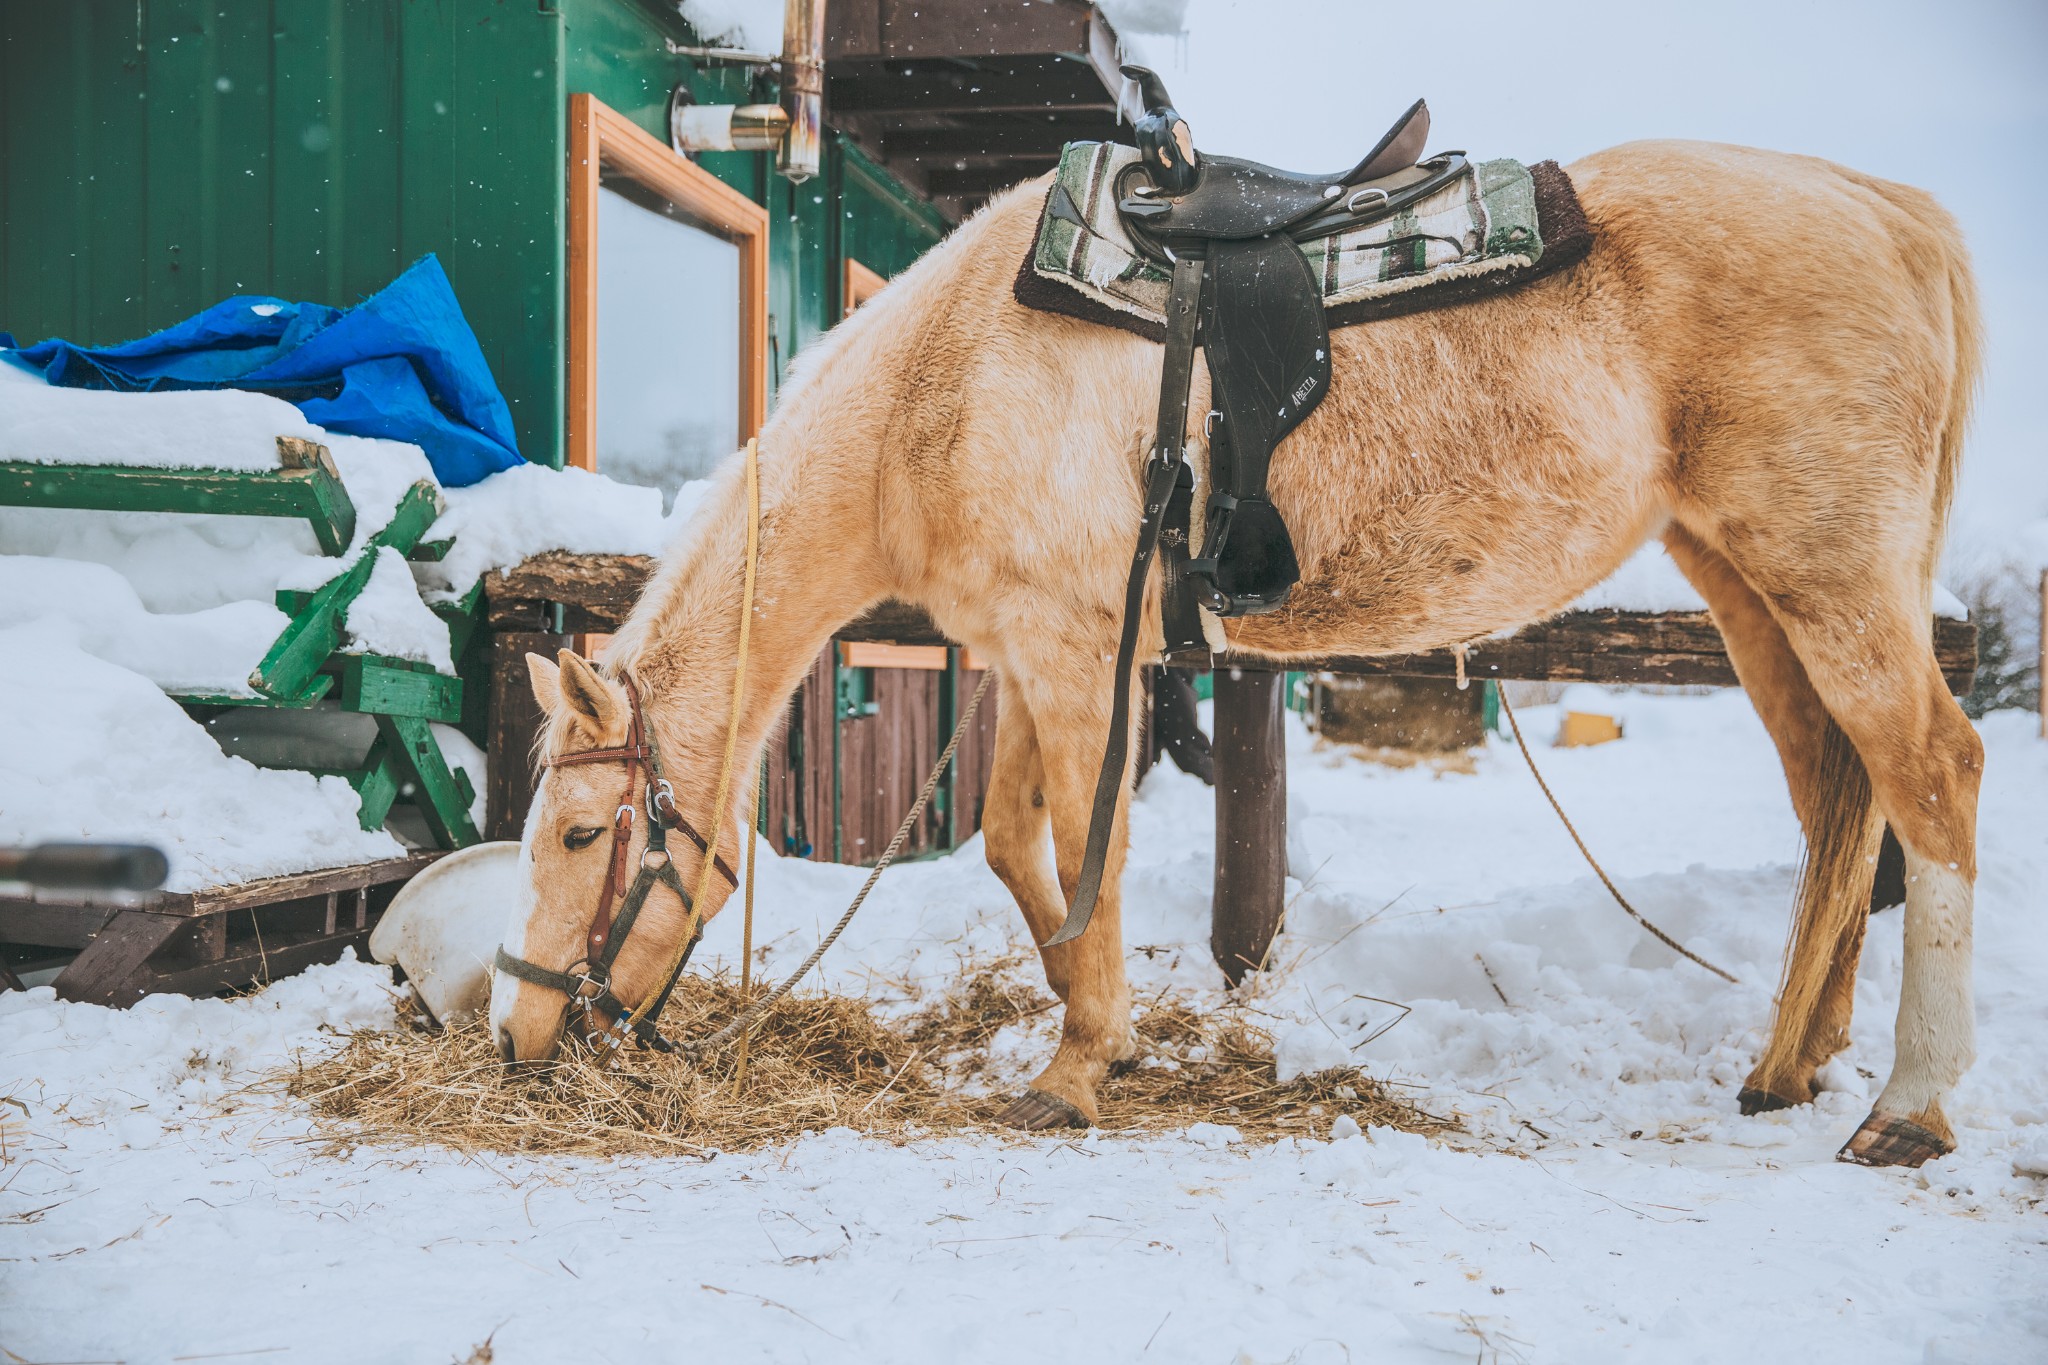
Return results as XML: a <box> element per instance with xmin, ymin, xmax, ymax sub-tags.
<box><xmin>0</xmin><ymin>639</ymin><xmax>403</xmax><ymax>891</ymax></box>
<box><xmin>342</xmin><ymin>546</ymin><xmax>454</xmax><ymax>672</ymax></box>
<box><xmin>5</xmin><ymin>695</ymin><xmax>2043</xmax><ymax>1362</ymax></box>
<box><xmin>0</xmin><ymin>380</ymin><xmax>326</xmax><ymax>470</ymax></box>
<box><xmin>1573</xmin><ymin>540</ymin><xmax>1969</xmax><ymax>620</ymax></box>
<box><xmin>678</xmin><ymin>0</ymin><xmax>786</xmax><ymax>54</ymax></box>
<box><xmin>0</xmin><ymin>381</ymin><xmax>711</xmax><ymax>886</ymax></box>
<box><xmin>1100</xmin><ymin>0</ymin><xmax>1193</xmax><ymax>37</ymax></box>
<box><xmin>415</xmin><ymin>461</ymin><xmax>710</xmax><ymax>601</ymax></box>
<box><xmin>0</xmin><ymin>555</ymin><xmax>285</xmax><ymax>695</ymax></box>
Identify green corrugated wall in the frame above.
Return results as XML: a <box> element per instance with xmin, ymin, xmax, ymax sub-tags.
<box><xmin>0</xmin><ymin>0</ymin><xmax>947</xmax><ymax>465</ymax></box>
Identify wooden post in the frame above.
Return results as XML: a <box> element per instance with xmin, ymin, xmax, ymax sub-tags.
<box><xmin>488</xmin><ymin>630</ymin><xmax>570</xmax><ymax>841</ymax></box>
<box><xmin>1211</xmin><ymin>668</ymin><xmax>1288</xmax><ymax>986</ymax></box>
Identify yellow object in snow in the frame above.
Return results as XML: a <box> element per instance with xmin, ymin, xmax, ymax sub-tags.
<box><xmin>1557</xmin><ymin>711</ymin><xmax>1624</xmax><ymax>747</ymax></box>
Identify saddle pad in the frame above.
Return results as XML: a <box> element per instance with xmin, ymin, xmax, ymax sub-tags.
<box><xmin>1013</xmin><ymin>142</ymin><xmax>1592</xmax><ymax>341</ymax></box>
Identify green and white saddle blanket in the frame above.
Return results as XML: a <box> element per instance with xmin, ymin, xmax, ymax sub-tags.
<box><xmin>1014</xmin><ymin>141</ymin><xmax>1591</xmax><ymax>339</ymax></box>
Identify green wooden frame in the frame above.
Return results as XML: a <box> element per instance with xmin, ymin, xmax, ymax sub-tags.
<box><xmin>0</xmin><ymin>437</ymin><xmax>358</xmax><ymax>554</ymax></box>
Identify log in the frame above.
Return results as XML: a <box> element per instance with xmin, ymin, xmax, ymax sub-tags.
<box><xmin>1211</xmin><ymin>669</ymin><xmax>1288</xmax><ymax>986</ymax></box>
<box><xmin>482</xmin><ymin>552</ymin><xmax>951</xmax><ymax>644</ymax></box>
<box><xmin>485</xmin><ymin>555</ymin><xmax>1975</xmax><ymax>692</ymax></box>
<box><xmin>1171</xmin><ymin>610</ymin><xmax>1976</xmax><ymax>695</ymax></box>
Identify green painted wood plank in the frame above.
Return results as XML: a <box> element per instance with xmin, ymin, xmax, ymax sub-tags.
<box><xmin>345</xmin><ymin>737</ymin><xmax>404</xmax><ymax>831</ymax></box>
<box><xmin>171</xmin><ymin>674</ymin><xmax>333</xmax><ymax>710</ymax></box>
<box><xmin>337</xmin><ymin>653</ymin><xmax>463</xmax><ymax>723</ymax></box>
<box><xmin>430</xmin><ymin>579</ymin><xmax>484</xmax><ymax>661</ymax></box>
<box><xmin>378</xmin><ymin>713</ymin><xmax>479</xmax><ymax>848</ymax></box>
<box><xmin>0</xmin><ymin>457</ymin><xmax>358</xmax><ymax>554</ymax></box>
<box><xmin>247</xmin><ymin>478</ymin><xmax>442</xmax><ymax>700</ymax></box>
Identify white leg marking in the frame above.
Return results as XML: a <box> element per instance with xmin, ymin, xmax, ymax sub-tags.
<box><xmin>1873</xmin><ymin>853</ymin><xmax>1975</xmax><ymax>1117</ymax></box>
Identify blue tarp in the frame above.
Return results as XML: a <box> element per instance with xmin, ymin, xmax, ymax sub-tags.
<box><xmin>0</xmin><ymin>255</ymin><xmax>523</xmax><ymax>487</ymax></box>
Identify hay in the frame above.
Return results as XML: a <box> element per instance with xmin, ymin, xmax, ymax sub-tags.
<box><xmin>278</xmin><ymin>964</ymin><xmax>1449</xmax><ymax>1158</ymax></box>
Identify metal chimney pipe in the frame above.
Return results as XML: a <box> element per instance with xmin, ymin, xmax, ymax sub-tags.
<box><xmin>777</xmin><ymin>0</ymin><xmax>825</xmax><ymax>182</ymax></box>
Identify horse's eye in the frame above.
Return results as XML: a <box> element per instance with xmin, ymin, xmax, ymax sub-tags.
<box><xmin>563</xmin><ymin>827</ymin><xmax>605</xmax><ymax>851</ymax></box>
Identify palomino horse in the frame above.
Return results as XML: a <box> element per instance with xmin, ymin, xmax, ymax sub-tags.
<box><xmin>493</xmin><ymin>139</ymin><xmax>1983</xmax><ymax>1168</ymax></box>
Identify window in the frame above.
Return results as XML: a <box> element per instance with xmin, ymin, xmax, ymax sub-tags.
<box><xmin>566</xmin><ymin>94</ymin><xmax>767</xmax><ymax>503</ymax></box>
<box><xmin>843</xmin><ymin>258</ymin><xmax>887</xmax><ymax>318</ymax></box>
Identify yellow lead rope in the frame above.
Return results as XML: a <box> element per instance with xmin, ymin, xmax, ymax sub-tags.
<box><xmin>629</xmin><ymin>437</ymin><xmax>761</xmax><ymax>1037</ymax></box>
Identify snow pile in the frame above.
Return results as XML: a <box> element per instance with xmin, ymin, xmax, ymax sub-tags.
<box><xmin>416</xmin><ymin>460</ymin><xmax>710</xmax><ymax>599</ymax></box>
<box><xmin>678</xmin><ymin>0</ymin><xmax>785</xmax><ymax>53</ymax></box>
<box><xmin>4</xmin><ymin>695</ymin><xmax>2043</xmax><ymax>1361</ymax></box>
<box><xmin>342</xmin><ymin>547</ymin><xmax>453</xmax><ymax>671</ymax></box>
<box><xmin>1099</xmin><ymin>0</ymin><xmax>1193</xmax><ymax>37</ymax></box>
<box><xmin>0</xmin><ymin>382</ymin><xmax>326</xmax><ymax>470</ymax></box>
<box><xmin>0</xmin><ymin>381</ymin><xmax>709</xmax><ymax>885</ymax></box>
<box><xmin>0</xmin><ymin>556</ymin><xmax>286</xmax><ymax>694</ymax></box>
<box><xmin>0</xmin><ymin>639</ymin><xmax>403</xmax><ymax>889</ymax></box>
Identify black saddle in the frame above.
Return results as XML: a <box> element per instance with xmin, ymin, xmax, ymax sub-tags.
<box><xmin>1114</xmin><ymin>64</ymin><xmax>1459</xmax><ymax>625</ymax></box>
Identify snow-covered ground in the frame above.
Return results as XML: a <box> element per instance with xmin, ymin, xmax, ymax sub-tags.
<box><xmin>5</xmin><ymin>694</ymin><xmax>2043</xmax><ymax>1364</ymax></box>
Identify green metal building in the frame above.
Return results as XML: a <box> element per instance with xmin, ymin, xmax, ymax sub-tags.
<box><xmin>0</xmin><ymin>0</ymin><xmax>968</xmax><ymax>466</ymax></box>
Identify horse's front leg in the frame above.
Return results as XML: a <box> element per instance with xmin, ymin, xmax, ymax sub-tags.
<box><xmin>979</xmin><ymin>690</ymin><xmax>1076</xmax><ymax>1001</ymax></box>
<box><xmin>992</xmin><ymin>664</ymin><xmax>1140</xmax><ymax>1130</ymax></box>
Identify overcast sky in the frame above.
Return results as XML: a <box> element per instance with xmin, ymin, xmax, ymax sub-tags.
<box><xmin>1116</xmin><ymin>0</ymin><xmax>2047</xmax><ymax>571</ymax></box>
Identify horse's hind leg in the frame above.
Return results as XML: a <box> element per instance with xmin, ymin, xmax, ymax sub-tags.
<box><xmin>1690</xmin><ymin>526</ymin><xmax>1982</xmax><ymax>1166</ymax></box>
<box><xmin>1665</xmin><ymin>527</ymin><xmax>1879</xmax><ymax>1112</ymax></box>
<box><xmin>980</xmin><ymin>691</ymin><xmax>1076</xmax><ymax>1001</ymax></box>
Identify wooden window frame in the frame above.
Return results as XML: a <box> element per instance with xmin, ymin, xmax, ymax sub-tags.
<box><xmin>565</xmin><ymin>92</ymin><xmax>769</xmax><ymax>472</ymax></box>
<box><xmin>842</xmin><ymin>258</ymin><xmax>887</xmax><ymax>318</ymax></box>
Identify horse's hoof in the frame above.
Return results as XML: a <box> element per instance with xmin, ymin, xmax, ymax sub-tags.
<box><xmin>1738</xmin><ymin>1085</ymin><xmax>1808</xmax><ymax>1115</ymax></box>
<box><xmin>1836</xmin><ymin>1112</ymin><xmax>1954</xmax><ymax>1168</ymax></box>
<box><xmin>997</xmin><ymin>1088</ymin><xmax>1091</xmax><ymax>1131</ymax></box>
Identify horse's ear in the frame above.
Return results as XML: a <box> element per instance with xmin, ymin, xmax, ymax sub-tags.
<box><xmin>554</xmin><ymin>648</ymin><xmax>623</xmax><ymax>736</ymax></box>
<box><xmin>525</xmin><ymin>652</ymin><xmax>562</xmax><ymax>714</ymax></box>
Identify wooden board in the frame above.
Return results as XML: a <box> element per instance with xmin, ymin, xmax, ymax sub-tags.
<box><xmin>2</xmin><ymin>853</ymin><xmax>443</xmax><ymax>1007</ymax></box>
<box><xmin>0</xmin><ymin>438</ymin><xmax>356</xmax><ymax>555</ymax></box>
<box><xmin>1171</xmin><ymin>611</ymin><xmax>1979</xmax><ymax>695</ymax></box>
<box><xmin>485</xmin><ymin>554</ymin><xmax>1976</xmax><ymax>692</ymax></box>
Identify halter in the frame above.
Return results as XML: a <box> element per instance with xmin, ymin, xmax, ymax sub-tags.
<box><xmin>493</xmin><ymin>680</ymin><xmax>738</xmax><ymax>1056</ymax></box>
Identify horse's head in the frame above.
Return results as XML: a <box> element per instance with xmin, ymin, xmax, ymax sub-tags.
<box><xmin>490</xmin><ymin>649</ymin><xmax>707</xmax><ymax>1064</ymax></box>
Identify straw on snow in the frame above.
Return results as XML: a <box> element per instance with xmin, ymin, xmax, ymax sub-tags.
<box><xmin>279</xmin><ymin>962</ymin><xmax>1448</xmax><ymax>1157</ymax></box>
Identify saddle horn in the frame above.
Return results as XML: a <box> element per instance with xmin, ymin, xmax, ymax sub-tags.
<box><xmin>1121</xmin><ymin>63</ymin><xmax>1200</xmax><ymax>194</ymax></box>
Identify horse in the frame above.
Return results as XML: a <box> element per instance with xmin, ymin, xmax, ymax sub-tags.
<box><xmin>492</xmin><ymin>138</ymin><xmax>1983</xmax><ymax>1169</ymax></box>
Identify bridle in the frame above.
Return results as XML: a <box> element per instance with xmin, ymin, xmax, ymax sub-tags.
<box><xmin>493</xmin><ymin>680</ymin><xmax>737</xmax><ymax>1055</ymax></box>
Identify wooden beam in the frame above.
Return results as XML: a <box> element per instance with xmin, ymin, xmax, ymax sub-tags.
<box><xmin>1171</xmin><ymin>611</ymin><xmax>1979</xmax><ymax>696</ymax></box>
<box><xmin>827</xmin><ymin>64</ymin><xmax>1115</xmax><ymax>117</ymax></box>
<box><xmin>1210</xmin><ymin>669</ymin><xmax>1288</xmax><ymax>986</ymax></box>
<box><xmin>50</xmin><ymin>910</ymin><xmax>185</xmax><ymax>1006</ymax></box>
<box><xmin>0</xmin><ymin>443</ymin><xmax>357</xmax><ymax>555</ymax></box>
<box><xmin>881</xmin><ymin>121</ymin><xmax>1115</xmax><ymax>158</ymax></box>
<box><xmin>488</xmin><ymin>630</ymin><xmax>569</xmax><ymax>840</ymax></box>
<box><xmin>336</xmin><ymin>653</ymin><xmax>465</xmax><ymax>723</ymax></box>
<box><xmin>482</xmin><ymin>555</ymin><xmax>1978</xmax><ymax>693</ymax></box>
<box><xmin>920</xmin><ymin>164</ymin><xmax>1051</xmax><ymax>197</ymax></box>
<box><xmin>246</xmin><ymin>480</ymin><xmax>444</xmax><ymax>703</ymax></box>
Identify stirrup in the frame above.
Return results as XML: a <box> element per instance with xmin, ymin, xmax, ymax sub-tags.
<box><xmin>1185</xmin><ymin>492</ymin><xmax>1299</xmax><ymax>617</ymax></box>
